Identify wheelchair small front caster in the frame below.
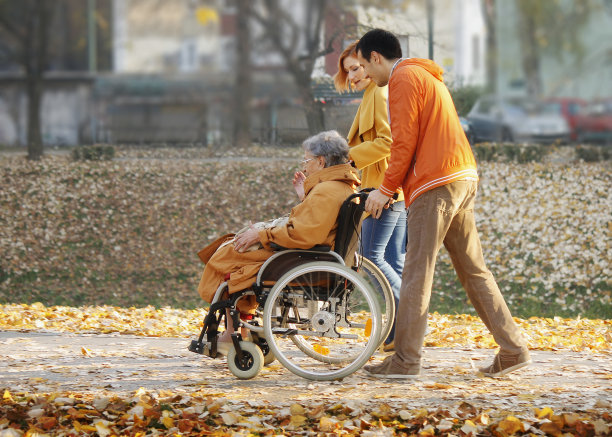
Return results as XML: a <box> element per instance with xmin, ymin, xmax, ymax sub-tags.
<box><xmin>227</xmin><ymin>341</ymin><xmax>264</xmax><ymax>379</ymax></box>
<box><xmin>188</xmin><ymin>340</ymin><xmax>205</xmax><ymax>354</ymax></box>
<box><xmin>251</xmin><ymin>332</ymin><xmax>276</xmax><ymax>366</ymax></box>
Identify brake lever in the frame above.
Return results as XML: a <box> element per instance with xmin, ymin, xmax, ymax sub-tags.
<box><xmin>385</xmin><ymin>192</ymin><xmax>399</xmax><ymax>207</ymax></box>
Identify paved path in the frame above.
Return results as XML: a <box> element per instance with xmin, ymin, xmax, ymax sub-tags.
<box><xmin>1</xmin><ymin>331</ymin><xmax>610</xmax><ymax>414</ymax></box>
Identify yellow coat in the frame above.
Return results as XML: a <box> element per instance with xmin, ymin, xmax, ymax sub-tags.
<box><xmin>197</xmin><ymin>164</ymin><xmax>361</xmax><ymax>310</ymax></box>
<box><xmin>347</xmin><ymin>82</ymin><xmax>404</xmax><ymax>203</ymax></box>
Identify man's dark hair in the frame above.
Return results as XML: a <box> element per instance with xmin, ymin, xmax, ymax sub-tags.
<box><xmin>356</xmin><ymin>29</ymin><xmax>402</xmax><ymax>62</ymax></box>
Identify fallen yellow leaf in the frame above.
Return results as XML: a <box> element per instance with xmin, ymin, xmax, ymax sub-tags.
<box><xmin>540</xmin><ymin>421</ymin><xmax>562</xmax><ymax>437</ymax></box>
<box><xmin>536</xmin><ymin>406</ymin><xmax>554</xmax><ymax>419</ymax></box>
<box><xmin>496</xmin><ymin>415</ymin><xmax>524</xmax><ymax>435</ymax></box>
<box><xmin>161</xmin><ymin>415</ymin><xmax>174</xmax><ymax>429</ymax></box>
<box><xmin>290</xmin><ymin>414</ymin><xmax>307</xmax><ymax>428</ymax></box>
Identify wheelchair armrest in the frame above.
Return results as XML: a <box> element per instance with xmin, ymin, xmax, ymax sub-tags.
<box><xmin>269</xmin><ymin>243</ymin><xmax>331</xmax><ymax>252</ymax></box>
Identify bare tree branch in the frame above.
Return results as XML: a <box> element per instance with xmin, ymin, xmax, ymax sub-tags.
<box><xmin>0</xmin><ymin>10</ymin><xmax>25</xmax><ymax>43</ymax></box>
<box><xmin>250</xmin><ymin>0</ymin><xmax>342</xmax><ymax>133</ymax></box>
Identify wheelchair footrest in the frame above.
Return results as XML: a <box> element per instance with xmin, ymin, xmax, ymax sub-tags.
<box><xmin>188</xmin><ymin>340</ymin><xmax>206</xmax><ymax>354</ymax></box>
<box><xmin>273</xmin><ymin>328</ymin><xmax>299</xmax><ymax>336</ymax></box>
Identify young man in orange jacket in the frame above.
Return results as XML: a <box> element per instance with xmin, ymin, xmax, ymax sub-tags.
<box><xmin>357</xmin><ymin>29</ymin><xmax>531</xmax><ymax>378</ymax></box>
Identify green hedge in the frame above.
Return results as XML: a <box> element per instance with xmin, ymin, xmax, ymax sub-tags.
<box><xmin>473</xmin><ymin>143</ymin><xmax>611</xmax><ymax>163</ymax></box>
<box><xmin>473</xmin><ymin>142</ymin><xmax>548</xmax><ymax>163</ymax></box>
<box><xmin>575</xmin><ymin>145</ymin><xmax>611</xmax><ymax>162</ymax></box>
<box><xmin>448</xmin><ymin>85</ymin><xmax>485</xmax><ymax>116</ymax></box>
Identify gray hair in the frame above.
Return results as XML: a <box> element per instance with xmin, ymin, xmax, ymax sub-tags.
<box><xmin>302</xmin><ymin>130</ymin><xmax>349</xmax><ymax>167</ymax></box>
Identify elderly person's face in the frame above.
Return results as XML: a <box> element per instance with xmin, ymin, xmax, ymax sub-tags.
<box><xmin>300</xmin><ymin>150</ymin><xmax>325</xmax><ymax>177</ymax></box>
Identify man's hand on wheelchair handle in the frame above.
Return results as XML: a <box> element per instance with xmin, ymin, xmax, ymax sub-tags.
<box><xmin>233</xmin><ymin>224</ymin><xmax>261</xmax><ymax>253</ymax></box>
<box><xmin>365</xmin><ymin>189</ymin><xmax>393</xmax><ymax>219</ymax></box>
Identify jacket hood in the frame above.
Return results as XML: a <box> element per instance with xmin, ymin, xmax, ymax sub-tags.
<box><xmin>304</xmin><ymin>163</ymin><xmax>361</xmax><ymax>196</ymax></box>
<box><xmin>400</xmin><ymin>58</ymin><xmax>444</xmax><ymax>82</ymax></box>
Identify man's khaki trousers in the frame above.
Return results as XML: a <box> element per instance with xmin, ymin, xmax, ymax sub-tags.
<box><xmin>393</xmin><ymin>180</ymin><xmax>528</xmax><ymax>369</ymax></box>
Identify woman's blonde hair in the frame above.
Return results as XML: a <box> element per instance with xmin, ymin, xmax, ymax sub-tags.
<box><xmin>333</xmin><ymin>40</ymin><xmax>359</xmax><ymax>93</ymax></box>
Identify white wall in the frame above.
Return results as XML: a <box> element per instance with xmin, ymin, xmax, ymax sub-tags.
<box><xmin>496</xmin><ymin>0</ymin><xmax>612</xmax><ymax>99</ymax></box>
<box><xmin>454</xmin><ymin>0</ymin><xmax>486</xmax><ymax>86</ymax></box>
<box><xmin>112</xmin><ymin>0</ymin><xmax>220</xmax><ymax>74</ymax></box>
<box><xmin>354</xmin><ymin>0</ymin><xmax>486</xmax><ymax>87</ymax></box>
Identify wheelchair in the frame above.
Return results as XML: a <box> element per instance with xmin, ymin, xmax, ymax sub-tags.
<box><xmin>188</xmin><ymin>189</ymin><xmax>396</xmax><ymax>381</ymax></box>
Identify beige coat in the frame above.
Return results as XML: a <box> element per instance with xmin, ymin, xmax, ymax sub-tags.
<box><xmin>347</xmin><ymin>82</ymin><xmax>404</xmax><ymax>211</ymax></box>
<box><xmin>197</xmin><ymin>164</ymin><xmax>361</xmax><ymax>311</ymax></box>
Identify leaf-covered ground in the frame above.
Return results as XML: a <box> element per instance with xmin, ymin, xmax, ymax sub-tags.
<box><xmin>0</xmin><ymin>146</ymin><xmax>610</xmax><ymax>318</ymax></box>
<box><xmin>1</xmin><ymin>142</ymin><xmax>610</xmax><ymax>435</ymax></box>
<box><xmin>1</xmin><ymin>388</ymin><xmax>610</xmax><ymax>436</ymax></box>
<box><xmin>0</xmin><ymin>316</ymin><xmax>610</xmax><ymax>436</ymax></box>
<box><xmin>0</xmin><ymin>303</ymin><xmax>610</xmax><ymax>353</ymax></box>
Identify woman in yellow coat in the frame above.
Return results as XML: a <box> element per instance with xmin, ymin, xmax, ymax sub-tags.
<box><xmin>334</xmin><ymin>41</ymin><xmax>406</xmax><ymax>350</ymax></box>
<box><xmin>197</xmin><ymin>130</ymin><xmax>360</xmax><ymax>352</ymax></box>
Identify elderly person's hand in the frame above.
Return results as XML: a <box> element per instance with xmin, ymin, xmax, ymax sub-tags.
<box><xmin>233</xmin><ymin>225</ymin><xmax>261</xmax><ymax>253</ymax></box>
<box><xmin>365</xmin><ymin>189</ymin><xmax>392</xmax><ymax>219</ymax></box>
<box><xmin>292</xmin><ymin>171</ymin><xmax>306</xmax><ymax>201</ymax></box>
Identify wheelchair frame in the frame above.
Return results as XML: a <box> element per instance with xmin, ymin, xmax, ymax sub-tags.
<box><xmin>189</xmin><ymin>189</ymin><xmax>396</xmax><ymax>381</ymax></box>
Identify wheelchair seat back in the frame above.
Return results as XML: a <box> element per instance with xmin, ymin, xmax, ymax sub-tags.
<box><xmin>258</xmin><ymin>250</ymin><xmax>341</xmax><ymax>283</ymax></box>
<box><xmin>255</xmin><ymin>190</ymin><xmax>367</xmax><ymax>285</ymax></box>
<box><xmin>333</xmin><ymin>191</ymin><xmax>367</xmax><ymax>264</ymax></box>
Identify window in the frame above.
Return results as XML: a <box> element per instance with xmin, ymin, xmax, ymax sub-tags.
<box><xmin>180</xmin><ymin>38</ymin><xmax>198</xmax><ymax>72</ymax></box>
<box><xmin>568</xmin><ymin>103</ymin><xmax>582</xmax><ymax>116</ymax></box>
<box><xmin>476</xmin><ymin>98</ymin><xmax>495</xmax><ymax>114</ymax></box>
<box><xmin>472</xmin><ymin>35</ymin><xmax>480</xmax><ymax>70</ymax></box>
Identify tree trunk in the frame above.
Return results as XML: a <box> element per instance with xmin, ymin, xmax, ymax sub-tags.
<box><xmin>516</xmin><ymin>1</ymin><xmax>542</xmax><ymax>97</ymax></box>
<box><xmin>233</xmin><ymin>0</ymin><xmax>252</xmax><ymax>148</ymax></box>
<box><xmin>26</xmin><ymin>73</ymin><xmax>43</xmax><ymax>160</ymax></box>
<box><xmin>482</xmin><ymin>0</ymin><xmax>497</xmax><ymax>93</ymax></box>
<box><xmin>25</xmin><ymin>0</ymin><xmax>49</xmax><ymax>160</ymax></box>
<box><xmin>300</xmin><ymin>88</ymin><xmax>324</xmax><ymax>135</ymax></box>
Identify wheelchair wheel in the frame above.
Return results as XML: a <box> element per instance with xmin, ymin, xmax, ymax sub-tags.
<box><xmin>262</xmin><ymin>261</ymin><xmax>381</xmax><ymax>381</ymax></box>
<box><xmin>355</xmin><ymin>256</ymin><xmax>396</xmax><ymax>348</ymax></box>
<box><xmin>227</xmin><ymin>341</ymin><xmax>264</xmax><ymax>380</ymax></box>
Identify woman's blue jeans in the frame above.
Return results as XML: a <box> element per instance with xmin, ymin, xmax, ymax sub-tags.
<box><xmin>360</xmin><ymin>200</ymin><xmax>407</xmax><ymax>343</ymax></box>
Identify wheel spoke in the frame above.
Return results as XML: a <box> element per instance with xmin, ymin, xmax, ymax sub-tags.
<box><xmin>263</xmin><ymin>262</ymin><xmax>381</xmax><ymax>381</ymax></box>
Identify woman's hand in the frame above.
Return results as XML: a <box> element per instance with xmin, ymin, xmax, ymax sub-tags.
<box><xmin>233</xmin><ymin>225</ymin><xmax>261</xmax><ymax>253</ymax></box>
<box><xmin>292</xmin><ymin>171</ymin><xmax>306</xmax><ymax>201</ymax></box>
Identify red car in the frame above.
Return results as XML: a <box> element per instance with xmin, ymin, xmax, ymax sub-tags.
<box><xmin>544</xmin><ymin>97</ymin><xmax>586</xmax><ymax>141</ymax></box>
<box><xmin>574</xmin><ymin>99</ymin><xmax>612</xmax><ymax>144</ymax></box>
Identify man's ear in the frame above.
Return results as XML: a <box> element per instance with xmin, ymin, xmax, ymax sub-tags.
<box><xmin>371</xmin><ymin>51</ymin><xmax>381</xmax><ymax>64</ymax></box>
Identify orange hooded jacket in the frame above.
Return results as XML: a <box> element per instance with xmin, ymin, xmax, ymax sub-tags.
<box><xmin>378</xmin><ymin>58</ymin><xmax>478</xmax><ymax>206</ymax></box>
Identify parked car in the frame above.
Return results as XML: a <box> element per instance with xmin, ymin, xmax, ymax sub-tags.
<box><xmin>466</xmin><ymin>96</ymin><xmax>570</xmax><ymax>144</ymax></box>
<box><xmin>543</xmin><ymin>97</ymin><xmax>586</xmax><ymax>141</ymax></box>
<box><xmin>574</xmin><ymin>99</ymin><xmax>612</xmax><ymax>144</ymax></box>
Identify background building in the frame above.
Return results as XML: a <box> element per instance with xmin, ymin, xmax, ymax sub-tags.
<box><xmin>1</xmin><ymin>0</ymin><xmax>610</xmax><ymax>148</ymax></box>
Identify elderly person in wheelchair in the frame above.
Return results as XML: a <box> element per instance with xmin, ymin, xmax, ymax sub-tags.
<box><xmin>192</xmin><ymin>130</ymin><xmax>396</xmax><ymax>380</ymax></box>
<box><xmin>196</xmin><ymin>131</ymin><xmax>360</xmax><ymax>343</ymax></box>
